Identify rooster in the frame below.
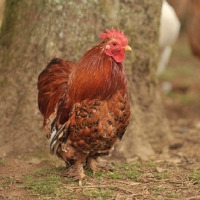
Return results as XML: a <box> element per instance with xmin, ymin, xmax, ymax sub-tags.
<box><xmin>38</xmin><ymin>28</ymin><xmax>131</xmax><ymax>185</ymax></box>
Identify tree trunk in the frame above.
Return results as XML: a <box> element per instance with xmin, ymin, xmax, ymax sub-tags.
<box><xmin>0</xmin><ymin>0</ymin><xmax>5</xmax><ymax>27</ymax></box>
<box><xmin>0</xmin><ymin>0</ymin><xmax>172</xmax><ymax>159</ymax></box>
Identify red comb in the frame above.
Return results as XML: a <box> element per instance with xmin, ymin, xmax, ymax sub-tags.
<box><xmin>100</xmin><ymin>28</ymin><xmax>128</xmax><ymax>46</ymax></box>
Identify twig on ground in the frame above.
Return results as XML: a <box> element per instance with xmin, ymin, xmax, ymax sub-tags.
<box><xmin>186</xmin><ymin>196</ymin><xmax>200</xmax><ymax>200</ymax></box>
<box><xmin>66</xmin><ymin>184</ymin><xmax>142</xmax><ymax>196</ymax></box>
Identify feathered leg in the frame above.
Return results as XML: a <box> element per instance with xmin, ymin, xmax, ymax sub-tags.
<box><xmin>63</xmin><ymin>152</ymin><xmax>88</xmax><ymax>186</ymax></box>
<box><xmin>86</xmin><ymin>156</ymin><xmax>114</xmax><ymax>175</ymax></box>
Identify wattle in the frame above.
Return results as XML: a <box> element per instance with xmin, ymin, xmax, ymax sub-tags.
<box><xmin>105</xmin><ymin>49</ymin><xmax>125</xmax><ymax>63</ymax></box>
<box><xmin>112</xmin><ymin>50</ymin><xmax>125</xmax><ymax>63</ymax></box>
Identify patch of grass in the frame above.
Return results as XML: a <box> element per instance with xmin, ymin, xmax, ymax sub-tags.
<box><xmin>0</xmin><ymin>158</ymin><xmax>7</xmax><ymax>166</ymax></box>
<box><xmin>167</xmin><ymin>192</ymin><xmax>180</xmax><ymax>198</ymax></box>
<box><xmin>113</xmin><ymin>162</ymin><xmax>143</xmax><ymax>181</ymax></box>
<box><xmin>24</xmin><ymin>174</ymin><xmax>64</xmax><ymax>196</ymax></box>
<box><xmin>145</xmin><ymin>161</ymin><xmax>158</xmax><ymax>168</ymax></box>
<box><xmin>123</xmin><ymin>166</ymin><xmax>141</xmax><ymax>181</ymax></box>
<box><xmin>180</xmin><ymin>94</ymin><xmax>198</xmax><ymax>104</ymax></box>
<box><xmin>82</xmin><ymin>189</ymin><xmax>113</xmax><ymax>198</ymax></box>
<box><xmin>0</xmin><ymin>176</ymin><xmax>16</xmax><ymax>188</ymax></box>
<box><xmin>151</xmin><ymin>186</ymin><xmax>166</xmax><ymax>192</ymax></box>
<box><xmin>85</xmin><ymin>169</ymin><xmax>104</xmax><ymax>180</ymax></box>
<box><xmin>85</xmin><ymin>169</ymin><xmax>93</xmax><ymax>178</ymax></box>
<box><xmin>125</xmin><ymin>161</ymin><xmax>157</xmax><ymax>168</ymax></box>
<box><xmin>153</xmin><ymin>172</ymin><xmax>170</xmax><ymax>180</ymax></box>
<box><xmin>125</xmin><ymin>169</ymin><xmax>140</xmax><ymax>181</ymax></box>
<box><xmin>93</xmin><ymin>171</ymin><xmax>104</xmax><ymax>180</ymax></box>
<box><xmin>120</xmin><ymin>163</ymin><xmax>141</xmax><ymax>181</ymax></box>
<box><xmin>86</xmin><ymin>162</ymin><xmax>142</xmax><ymax>181</ymax></box>
<box><xmin>127</xmin><ymin>161</ymin><xmax>143</xmax><ymax>168</ymax></box>
<box><xmin>106</xmin><ymin>171</ymin><xmax>121</xmax><ymax>179</ymax></box>
<box><xmin>188</xmin><ymin>170</ymin><xmax>200</xmax><ymax>184</ymax></box>
<box><xmin>38</xmin><ymin>197</ymin><xmax>51</xmax><ymax>200</ymax></box>
<box><xmin>23</xmin><ymin>166</ymin><xmax>70</xmax><ymax>197</ymax></box>
<box><xmin>67</xmin><ymin>194</ymin><xmax>78</xmax><ymax>199</ymax></box>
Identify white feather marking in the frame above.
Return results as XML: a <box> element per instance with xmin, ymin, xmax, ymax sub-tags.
<box><xmin>62</xmin><ymin>147</ymin><xmax>67</xmax><ymax>152</ymax></box>
<box><xmin>50</xmin><ymin>129</ymin><xmax>56</xmax><ymax>142</ymax></box>
<box><xmin>50</xmin><ymin>129</ymin><xmax>57</xmax><ymax>151</ymax></box>
<box><xmin>50</xmin><ymin>140</ymin><xmax>57</xmax><ymax>152</ymax></box>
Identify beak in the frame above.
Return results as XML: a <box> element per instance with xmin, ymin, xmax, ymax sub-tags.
<box><xmin>124</xmin><ymin>45</ymin><xmax>132</xmax><ymax>51</ymax></box>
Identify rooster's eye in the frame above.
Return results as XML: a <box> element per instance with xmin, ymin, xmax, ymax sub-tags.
<box><xmin>113</xmin><ymin>43</ymin><xmax>117</xmax><ymax>46</ymax></box>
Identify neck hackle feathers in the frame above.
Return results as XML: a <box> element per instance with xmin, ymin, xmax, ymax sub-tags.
<box><xmin>100</xmin><ymin>28</ymin><xmax>128</xmax><ymax>46</ymax></box>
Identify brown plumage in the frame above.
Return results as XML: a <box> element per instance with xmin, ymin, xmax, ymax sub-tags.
<box><xmin>37</xmin><ymin>28</ymin><xmax>131</xmax><ymax>185</ymax></box>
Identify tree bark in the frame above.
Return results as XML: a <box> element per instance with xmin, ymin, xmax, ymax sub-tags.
<box><xmin>0</xmin><ymin>0</ymin><xmax>172</xmax><ymax>159</ymax></box>
<box><xmin>0</xmin><ymin>0</ymin><xmax>5</xmax><ymax>27</ymax></box>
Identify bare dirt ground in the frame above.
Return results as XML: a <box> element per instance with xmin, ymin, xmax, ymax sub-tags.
<box><xmin>0</xmin><ymin>34</ymin><xmax>200</xmax><ymax>200</ymax></box>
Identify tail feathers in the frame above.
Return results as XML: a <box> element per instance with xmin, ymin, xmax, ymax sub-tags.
<box><xmin>44</xmin><ymin>112</ymin><xmax>57</xmax><ymax>139</ymax></box>
<box><xmin>50</xmin><ymin>121</ymin><xmax>70</xmax><ymax>154</ymax></box>
<box><xmin>43</xmin><ymin>109</ymin><xmax>70</xmax><ymax>154</ymax></box>
<box><xmin>37</xmin><ymin>58</ymin><xmax>75</xmax><ymax>126</ymax></box>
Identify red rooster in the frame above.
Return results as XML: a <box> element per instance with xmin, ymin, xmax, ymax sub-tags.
<box><xmin>38</xmin><ymin>28</ymin><xmax>131</xmax><ymax>185</ymax></box>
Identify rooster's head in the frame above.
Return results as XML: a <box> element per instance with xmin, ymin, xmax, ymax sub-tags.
<box><xmin>100</xmin><ymin>28</ymin><xmax>132</xmax><ymax>63</ymax></box>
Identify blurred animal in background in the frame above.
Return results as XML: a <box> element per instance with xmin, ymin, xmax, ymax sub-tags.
<box><xmin>187</xmin><ymin>0</ymin><xmax>200</xmax><ymax>61</ymax></box>
<box><xmin>165</xmin><ymin>0</ymin><xmax>200</xmax><ymax>61</ymax></box>
<box><xmin>157</xmin><ymin>0</ymin><xmax>181</xmax><ymax>75</ymax></box>
<box><xmin>37</xmin><ymin>28</ymin><xmax>131</xmax><ymax>185</ymax></box>
<box><xmin>166</xmin><ymin>0</ymin><xmax>189</xmax><ymax>22</ymax></box>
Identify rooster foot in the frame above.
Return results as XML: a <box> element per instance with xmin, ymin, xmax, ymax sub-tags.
<box><xmin>62</xmin><ymin>164</ymin><xmax>86</xmax><ymax>186</ymax></box>
<box><xmin>86</xmin><ymin>156</ymin><xmax>115</xmax><ymax>175</ymax></box>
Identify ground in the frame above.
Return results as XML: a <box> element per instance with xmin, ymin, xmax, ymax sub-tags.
<box><xmin>0</xmin><ymin>34</ymin><xmax>200</xmax><ymax>200</ymax></box>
